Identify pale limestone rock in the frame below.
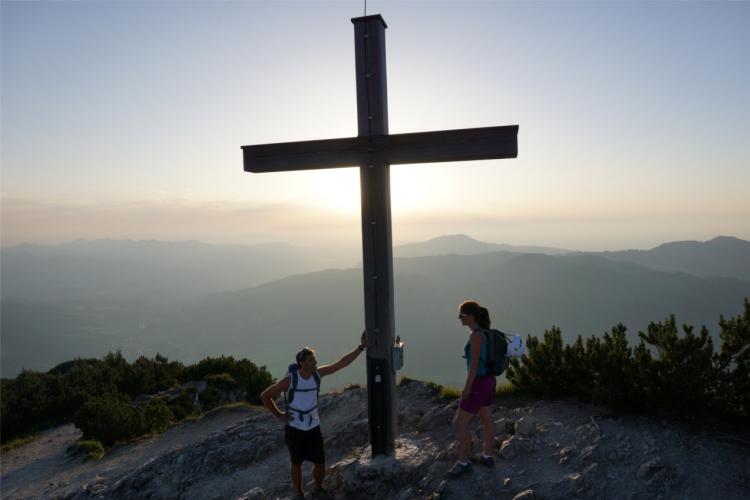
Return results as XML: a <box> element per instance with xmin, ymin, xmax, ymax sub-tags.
<box><xmin>236</xmin><ymin>486</ymin><xmax>264</xmax><ymax>500</ymax></box>
<box><xmin>516</xmin><ymin>416</ymin><xmax>539</xmax><ymax>436</ymax></box>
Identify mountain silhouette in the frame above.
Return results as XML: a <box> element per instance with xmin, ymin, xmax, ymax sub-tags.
<box><xmin>394</xmin><ymin>234</ymin><xmax>570</xmax><ymax>257</ymax></box>
<box><xmin>590</xmin><ymin>236</ymin><xmax>750</xmax><ymax>282</ymax></box>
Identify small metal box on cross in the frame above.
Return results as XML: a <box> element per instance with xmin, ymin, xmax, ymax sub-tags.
<box><xmin>241</xmin><ymin>14</ymin><xmax>518</xmax><ymax>457</ymax></box>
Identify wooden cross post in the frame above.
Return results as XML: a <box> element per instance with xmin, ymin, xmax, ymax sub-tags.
<box><xmin>241</xmin><ymin>14</ymin><xmax>518</xmax><ymax>457</ymax></box>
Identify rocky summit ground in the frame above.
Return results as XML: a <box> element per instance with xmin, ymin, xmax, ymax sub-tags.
<box><xmin>2</xmin><ymin>380</ymin><xmax>749</xmax><ymax>499</ymax></box>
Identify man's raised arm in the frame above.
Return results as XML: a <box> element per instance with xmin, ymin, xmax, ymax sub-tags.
<box><xmin>318</xmin><ymin>332</ymin><xmax>366</xmax><ymax>377</ymax></box>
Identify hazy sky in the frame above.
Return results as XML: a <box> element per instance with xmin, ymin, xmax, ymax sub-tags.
<box><xmin>2</xmin><ymin>0</ymin><xmax>749</xmax><ymax>251</ymax></box>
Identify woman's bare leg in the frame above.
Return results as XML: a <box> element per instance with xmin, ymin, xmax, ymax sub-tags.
<box><xmin>477</xmin><ymin>405</ymin><xmax>495</xmax><ymax>455</ymax></box>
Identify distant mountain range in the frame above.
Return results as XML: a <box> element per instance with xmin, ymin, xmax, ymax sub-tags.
<box><xmin>587</xmin><ymin>236</ymin><xmax>750</xmax><ymax>283</ymax></box>
<box><xmin>2</xmin><ymin>235</ymin><xmax>748</xmax><ymax>385</ymax></box>
<box><xmin>4</xmin><ymin>235</ymin><xmax>746</xmax><ymax>305</ymax></box>
<box><xmin>0</xmin><ymin>239</ymin><xmax>357</xmax><ymax>303</ymax></box>
<box><xmin>393</xmin><ymin>234</ymin><xmax>570</xmax><ymax>257</ymax></box>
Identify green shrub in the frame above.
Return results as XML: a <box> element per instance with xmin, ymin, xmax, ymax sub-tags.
<box><xmin>638</xmin><ymin>317</ymin><xmax>715</xmax><ymax>413</ymax></box>
<box><xmin>122</xmin><ymin>354</ymin><xmax>184</xmax><ymax>398</ymax></box>
<box><xmin>74</xmin><ymin>393</ymin><xmax>175</xmax><ymax>448</ymax></box>
<box><xmin>205</xmin><ymin>372</ymin><xmax>239</xmax><ymax>392</ymax></box>
<box><xmin>507</xmin><ymin>299</ymin><xmax>749</xmax><ymax>419</ymax></box>
<box><xmin>2</xmin><ymin>352</ymin><xmax>273</xmax><ymax>443</ymax></box>
<box><xmin>713</xmin><ymin>298</ymin><xmax>750</xmax><ymax>418</ymax></box>
<box><xmin>585</xmin><ymin>324</ymin><xmax>642</xmax><ymax>409</ymax></box>
<box><xmin>74</xmin><ymin>393</ymin><xmax>138</xmax><ymax>448</ymax></box>
<box><xmin>506</xmin><ymin>327</ymin><xmax>568</xmax><ymax>397</ymax></box>
<box><xmin>138</xmin><ymin>399</ymin><xmax>175</xmax><ymax>435</ymax></box>
<box><xmin>182</xmin><ymin>356</ymin><xmax>274</xmax><ymax>404</ymax></box>
<box><xmin>168</xmin><ymin>390</ymin><xmax>198</xmax><ymax>420</ymax></box>
<box><xmin>0</xmin><ymin>370</ymin><xmax>59</xmax><ymax>441</ymax></box>
<box><xmin>199</xmin><ymin>386</ymin><xmax>223</xmax><ymax>411</ymax></box>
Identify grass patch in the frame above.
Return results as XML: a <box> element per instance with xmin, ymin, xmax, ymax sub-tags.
<box><xmin>496</xmin><ymin>381</ymin><xmax>527</xmax><ymax>397</ymax></box>
<box><xmin>440</xmin><ymin>387</ymin><xmax>462</xmax><ymax>399</ymax></box>
<box><xmin>427</xmin><ymin>381</ymin><xmax>525</xmax><ymax>400</ymax></box>
<box><xmin>425</xmin><ymin>381</ymin><xmax>444</xmax><ymax>394</ymax></box>
<box><xmin>215</xmin><ymin>401</ymin><xmax>253</xmax><ymax>410</ymax></box>
<box><xmin>397</xmin><ymin>376</ymin><xmax>417</xmax><ymax>387</ymax></box>
<box><xmin>202</xmin><ymin>401</ymin><xmax>254</xmax><ymax>418</ymax></box>
<box><xmin>398</xmin><ymin>376</ymin><xmax>462</xmax><ymax>399</ymax></box>
<box><xmin>325</xmin><ymin>383</ymin><xmax>362</xmax><ymax>396</ymax></box>
<box><xmin>395</xmin><ymin>376</ymin><xmax>530</xmax><ymax>401</ymax></box>
<box><xmin>67</xmin><ymin>439</ymin><xmax>105</xmax><ymax>460</ymax></box>
<box><xmin>1</xmin><ymin>434</ymin><xmax>37</xmax><ymax>452</ymax></box>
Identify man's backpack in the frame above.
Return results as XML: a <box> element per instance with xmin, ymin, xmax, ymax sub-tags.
<box><xmin>284</xmin><ymin>363</ymin><xmax>321</xmax><ymax>424</ymax></box>
<box><xmin>481</xmin><ymin>329</ymin><xmax>510</xmax><ymax>376</ymax></box>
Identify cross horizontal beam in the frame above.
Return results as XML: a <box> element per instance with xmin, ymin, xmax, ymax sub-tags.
<box><xmin>242</xmin><ymin>125</ymin><xmax>518</xmax><ymax>173</ymax></box>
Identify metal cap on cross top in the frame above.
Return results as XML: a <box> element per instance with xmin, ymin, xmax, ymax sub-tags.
<box><xmin>352</xmin><ymin>14</ymin><xmax>387</xmax><ymax>28</ymax></box>
<box><xmin>240</xmin><ymin>14</ymin><xmax>518</xmax><ymax>457</ymax></box>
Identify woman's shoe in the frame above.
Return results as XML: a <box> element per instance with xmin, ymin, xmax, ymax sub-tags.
<box><xmin>447</xmin><ymin>461</ymin><xmax>473</xmax><ymax>476</ymax></box>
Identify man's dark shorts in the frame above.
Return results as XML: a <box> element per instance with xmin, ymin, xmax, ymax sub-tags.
<box><xmin>284</xmin><ymin>425</ymin><xmax>325</xmax><ymax>465</ymax></box>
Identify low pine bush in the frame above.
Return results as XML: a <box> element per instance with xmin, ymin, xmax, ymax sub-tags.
<box><xmin>2</xmin><ymin>353</ymin><xmax>274</xmax><ymax>444</ymax></box>
<box><xmin>507</xmin><ymin>299</ymin><xmax>750</xmax><ymax>419</ymax></box>
<box><xmin>74</xmin><ymin>394</ymin><xmax>175</xmax><ymax>448</ymax></box>
<box><xmin>74</xmin><ymin>393</ymin><xmax>138</xmax><ymax>448</ymax></box>
<box><xmin>199</xmin><ymin>386</ymin><xmax>223</xmax><ymax>411</ymax></box>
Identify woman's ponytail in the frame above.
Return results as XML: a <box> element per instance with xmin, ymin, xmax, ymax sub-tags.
<box><xmin>478</xmin><ymin>306</ymin><xmax>491</xmax><ymax>329</ymax></box>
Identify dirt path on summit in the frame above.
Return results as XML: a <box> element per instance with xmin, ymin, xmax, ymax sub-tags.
<box><xmin>0</xmin><ymin>406</ymin><xmax>255</xmax><ymax>499</ymax></box>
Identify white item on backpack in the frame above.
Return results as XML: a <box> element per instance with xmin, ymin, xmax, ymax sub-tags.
<box><xmin>506</xmin><ymin>334</ymin><xmax>526</xmax><ymax>358</ymax></box>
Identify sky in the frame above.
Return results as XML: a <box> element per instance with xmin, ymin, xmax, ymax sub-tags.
<box><xmin>2</xmin><ymin>0</ymin><xmax>749</xmax><ymax>251</ymax></box>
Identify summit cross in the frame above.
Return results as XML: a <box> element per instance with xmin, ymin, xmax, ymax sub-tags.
<box><xmin>241</xmin><ymin>14</ymin><xmax>518</xmax><ymax>457</ymax></box>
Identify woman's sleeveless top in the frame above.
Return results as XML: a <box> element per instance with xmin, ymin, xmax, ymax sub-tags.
<box><xmin>287</xmin><ymin>372</ymin><xmax>320</xmax><ymax>431</ymax></box>
<box><xmin>464</xmin><ymin>330</ymin><xmax>489</xmax><ymax>376</ymax></box>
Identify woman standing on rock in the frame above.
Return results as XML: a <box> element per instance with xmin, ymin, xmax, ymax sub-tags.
<box><xmin>449</xmin><ymin>300</ymin><xmax>497</xmax><ymax>476</ymax></box>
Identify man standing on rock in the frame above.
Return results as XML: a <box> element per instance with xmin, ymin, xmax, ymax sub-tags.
<box><xmin>261</xmin><ymin>333</ymin><xmax>366</xmax><ymax>499</ymax></box>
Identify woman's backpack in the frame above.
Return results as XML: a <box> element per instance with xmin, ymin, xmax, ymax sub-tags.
<box><xmin>481</xmin><ymin>329</ymin><xmax>526</xmax><ymax>375</ymax></box>
<box><xmin>481</xmin><ymin>329</ymin><xmax>510</xmax><ymax>376</ymax></box>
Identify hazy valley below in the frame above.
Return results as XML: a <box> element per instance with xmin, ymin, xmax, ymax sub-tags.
<box><xmin>2</xmin><ymin>235</ymin><xmax>749</xmax><ymax>389</ymax></box>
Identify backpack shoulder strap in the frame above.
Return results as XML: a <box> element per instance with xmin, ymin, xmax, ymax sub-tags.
<box><xmin>475</xmin><ymin>327</ymin><xmax>491</xmax><ymax>372</ymax></box>
<box><xmin>313</xmin><ymin>371</ymin><xmax>321</xmax><ymax>399</ymax></box>
<box><xmin>288</xmin><ymin>369</ymin><xmax>299</xmax><ymax>406</ymax></box>
<box><xmin>486</xmin><ymin>328</ymin><xmax>495</xmax><ymax>359</ymax></box>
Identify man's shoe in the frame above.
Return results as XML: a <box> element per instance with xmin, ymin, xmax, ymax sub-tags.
<box><xmin>477</xmin><ymin>454</ymin><xmax>495</xmax><ymax>467</ymax></box>
<box><xmin>447</xmin><ymin>461</ymin><xmax>473</xmax><ymax>477</ymax></box>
